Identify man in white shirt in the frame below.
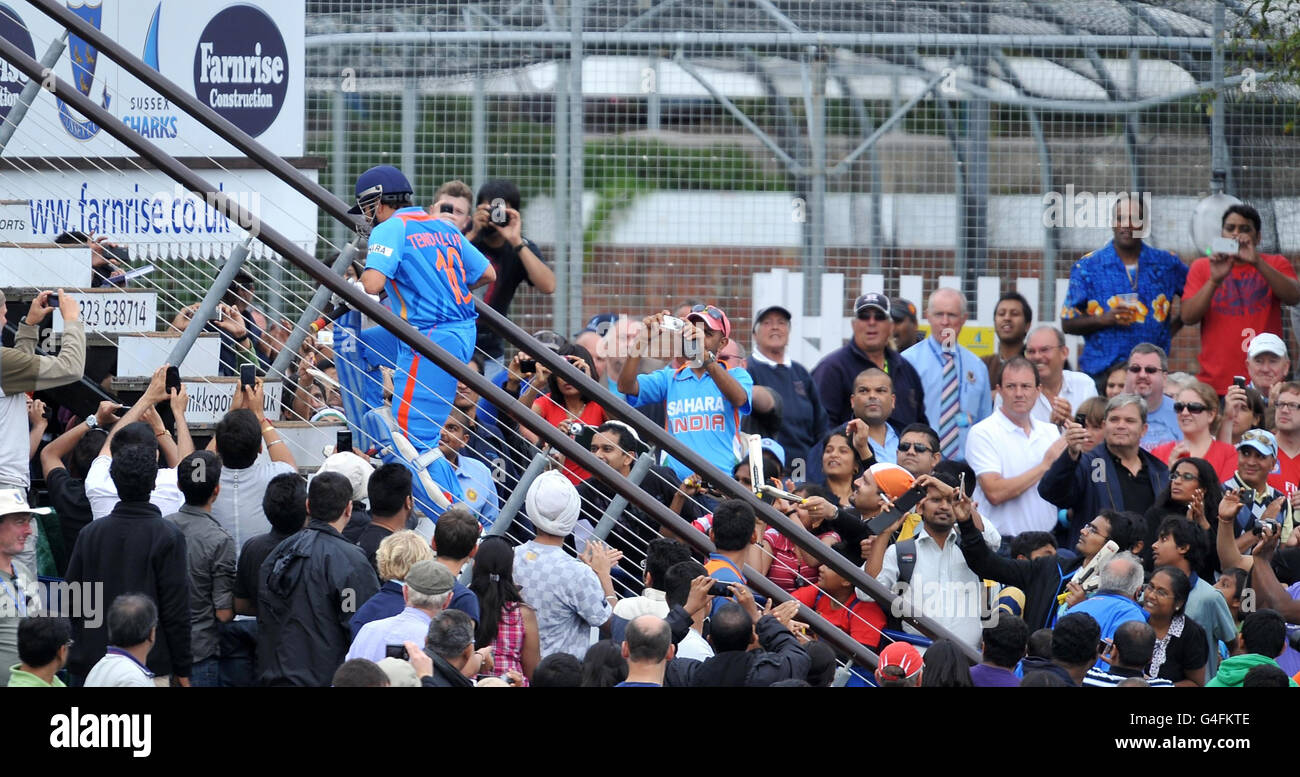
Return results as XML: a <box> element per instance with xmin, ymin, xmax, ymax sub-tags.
<box><xmin>84</xmin><ymin>594</ymin><xmax>160</xmax><ymax>688</ymax></box>
<box><xmin>210</xmin><ymin>383</ymin><xmax>298</xmax><ymax>556</ymax></box>
<box><xmin>967</xmin><ymin>357</ymin><xmax>1069</xmax><ymax>539</ymax></box>
<box><xmin>860</xmin><ymin>473</ymin><xmax>1001</xmax><ymax>651</ymax></box>
<box><xmin>84</xmin><ymin>367</ymin><xmax>186</xmax><ymax>521</ymax></box>
<box><xmin>1016</xmin><ymin>326</ymin><xmax>1098</xmax><ymax>425</ymax></box>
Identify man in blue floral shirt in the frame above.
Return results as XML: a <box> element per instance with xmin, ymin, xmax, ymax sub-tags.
<box><xmin>1061</xmin><ymin>196</ymin><xmax>1188</xmax><ymax>387</ymax></box>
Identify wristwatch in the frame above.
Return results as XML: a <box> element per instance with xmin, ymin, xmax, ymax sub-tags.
<box><xmin>702</xmin><ymin>350</ymin><xmax>717</xmax><ymax>366</ymax></box>
<box><xmin>510</xmin><ymin>241</ymin><xmax>526</xmax><ymax>253</ymax></box>
<box><xmin>85</xmin><ymin>415</ymin><xmax>99</xmax><ymax>430</ymax></box>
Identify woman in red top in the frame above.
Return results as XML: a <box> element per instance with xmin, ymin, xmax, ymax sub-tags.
<box><xmin>792</xmin><ymin>542</ymin><xmax>885</xmax><ymax>651</ymax></box>
<box><xmin>1150</xmin><ymin>381</ymin><xmax>1237</xmax><ymax>482</ymax></box>
<box><xmin>523</xmin><ymin>344</ymin><xmax>606</xmax><ymax>484</ymax></box>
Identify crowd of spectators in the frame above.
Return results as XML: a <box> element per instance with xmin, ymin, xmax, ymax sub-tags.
<box><xmin>6</xmin><ymin>189</ymin><xmax>1300</xmax><ymax>689</ymax></box>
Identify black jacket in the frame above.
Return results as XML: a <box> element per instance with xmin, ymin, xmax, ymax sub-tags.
<box><xmin>957</xmin><ymin>518</ymin><xmax>1081</xmax><ymax>631</ymax></box>
<box><xmin>746</xmin><ymin>356</ymin><xmax>828</xmax><ymax>464</ymax></box>
<box><xmin>66</xmin><ymin>499</ymin><xmax>192</xmax><ymax>679</ymax></box>
<box><xmin>1038</xmin><ymin>442</ymin><xmax>1169</xmax><ymax>547</ymax></box>
<box><xmin>420</xmin><ymin>652</ymin><xmax>475</xmax><ymax>688</ymax></box>
<box><xmin>811</xmin><ymin>342</ymin><xmax>927</xmax><ymax>431</ymax></box>
<box><xmin>256</xmin><ymin>520</ymin><xmax>380</xmax><ymax>687</ymax></box>
<box><xmin>662</xmin><ymin>605</ymin><xmax>810</xmax><ymax>687</ymax></box>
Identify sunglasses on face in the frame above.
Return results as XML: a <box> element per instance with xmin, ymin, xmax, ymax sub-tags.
<box><xmin>1128</xmin><ymin>365</ymin><xmax>1164</xmax><ymax>374</ymax></box>
<box><xmin>1173</xmin><ymin>402</ymin><xmax>1209</xmax><ymax>414</ymax></box>
<box><xmin>897</xmin><ymin>442</ymin><xmax>933</xmax><ymax>454</ymax></box>
<box><xmin>857</xmin><ymin>310</ymin><xmax>889</xmax><ymax>322</ymax></box>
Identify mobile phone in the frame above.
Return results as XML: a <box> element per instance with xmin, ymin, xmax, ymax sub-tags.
<box><xmin>1211</xmin><ymin>236</ymin><xmax>1240</xmax><ymax>256</ymax></box>
<box><xmin>239</xmin><ymin>363</ymin><xmax>256</xmax><ymax>390</ymax></box>
<box><xmin>165</xmin><ymin>365</ymin><xmax>181</xmax><ymax>395</ymax></box>
<box><xmin>707</xmin><ymin>580</ymin><xmax>736</xmax><ymax>597</ymax></box>
<box><xmin>518</xmin><ymin>358</ymin><xmax>536</xmax><ymax>374</ymax></box>
<box><xmin>46</xmin><ymin>293</ymin><xmax>59</xmax><ymax>308</ymax></box>
<box><xmin>865</xmin><ymin>483</ymin><xmax>929</xmax><ymax>536</ymax></box>
<box><xmin>1074</xmin><ymin>412</ymin><xmax>1087</xmax><ymax>426</ymax></box>
<box><xmin>384</xmin><ymin>644</ymin><xmax>408</xmax><ymax>661</ymax></box>
<box><xmin>1233</xmin><ymin>375</ymin><xmax>1247</xmax><ymax>389</ymax></box>
<box><xmin>958</xmin><ymin>471</ymin><xmax>966</xmax><ymax>497</ymax></box>
<box><xmin>337</xmin><ymin>429</ymin><xmax>353</xmax><ymax>454</ymax></box>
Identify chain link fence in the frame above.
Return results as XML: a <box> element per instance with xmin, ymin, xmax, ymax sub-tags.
<box><xmin>303</xmin><ymin>0</ymin><xmax>1299</xmax><ymax>374</ymax></box>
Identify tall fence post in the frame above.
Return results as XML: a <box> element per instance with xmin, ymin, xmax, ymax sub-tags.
<box><xmin>592</xmin><ymin>454</ymin><xmax>654</xmax><ymax>541</ymax></box>
<box><xmin>566</xmin><ymin>0</ymin><xmax>585</xmax><ymax>336</ymax></box>
<box><xmin>269</xmin><ymin>238</ymin><xmax>361</xmax><ymax>378</ymax></box>
<box><xmin>487</xmin><ymin>452</ymin><xmax>551</xmax><ymax>538</ymax></box>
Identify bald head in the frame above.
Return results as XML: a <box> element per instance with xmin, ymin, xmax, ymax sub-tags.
<box><xmin>624</xmin><ymin>615</ymin><xmax>672</xmax><ymax>664</ymax></box>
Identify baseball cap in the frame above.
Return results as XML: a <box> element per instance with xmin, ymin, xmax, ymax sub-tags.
<box><xmin>752</xmin><ymin>304</ymin><xmax>792</xmax><ymax>332</ymax></box>
<box><xmin>854</xmin><ymin>293</ymin><xmax>891</xmax><ymax>319</ymax></box>
<box><xmin>316</xmin><ymin>451</ymin><xmax>375</xmax><ymax>503</ymax></box>
<box><xmin>891</xmin><ymin>297</ymin><xmax>918</xmax><ymax>324</ymax></box>
<box><xmin>686</xmin><ymin>304</ymin><xmax>732</xmax><ymax>338</ymax></box>
<box><xmin>1238</xmin><ymin>428</ymin><xmax>1278</xmax><ymax>458</ymax></box>
<box><xmin>531</xmin><ymin>329</ymin><xmax>568</xmax><ymax>352</ymax></box>
<box><xmin>377</xmin><ymin>657</ymin><xmax>421</xmax><ymax>688</ymax></box>
<box><xmin>1248</xmin><ymin>333</ymin><xmax>1288</xmax><ymax>360</ymax></box>
<box><xmin>760</xmin><ymin>438</ymin><xmax>786</xmax><ymax>467</ymax></box>
<box><xmin>575</xmin><ymin>312</ymin><xmax>620</xmax><ymax>338</ymax></box>
<box><xmin>404</xmin><ymin>559</ymin><xmax>455</xmax><ymax>597</ymax></box>
<box><xmin>876</xmin><ymin>641</ymin><xmax>923</xmax><ymax>678</ymax></box>
<box><xmin>996</xmin><ymin>586</ymin><xmax>1026</xmax><ymax>618</ymax></box>
<box><xmin>349</xmin><ymin>165</ymin><xmax>413</xmax><ymax>214</ymax></box>
<box><xmin>0</xmin><ymin>487</ymin><xmax>51</xmax><ymax>518</ymax></box>
<box><xmin>867</xmin><ymin>462</ymin><xmax>915</xmax><ymax>501</ymax></box>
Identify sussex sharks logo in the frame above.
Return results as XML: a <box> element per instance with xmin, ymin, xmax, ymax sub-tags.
<box><xmin>56</xmin><ymin>0</ymin><xmax>111</xmax><ymax>140</ymax></box>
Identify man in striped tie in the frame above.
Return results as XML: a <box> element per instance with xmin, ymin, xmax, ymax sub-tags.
<box><xmin>902</xmin><ymin>288</ymin><xmax>992</xmax><ymax>461</ymax></box>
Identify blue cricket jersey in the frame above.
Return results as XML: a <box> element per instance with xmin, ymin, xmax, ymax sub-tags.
<box><xmin>627</xmin><ymin>363</ymin><xmax>753</xmax><ymax>481</ymax></box>
<box><xmin>365</xmin><ymin>207</ymin><xmax>491</xmax><ymax>329</ymax></box>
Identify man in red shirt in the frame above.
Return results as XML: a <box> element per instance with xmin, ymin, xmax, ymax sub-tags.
<box><xmin>1182</xmin><ymin>204</ymin><xmax>1300</xmax><ymax>395</ymax></box>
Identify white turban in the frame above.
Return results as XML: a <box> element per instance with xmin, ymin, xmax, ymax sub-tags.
<box><xmin>525</xmin><ymin>470</ymin><xmax>582</xmax><ymax>537</ymax></box>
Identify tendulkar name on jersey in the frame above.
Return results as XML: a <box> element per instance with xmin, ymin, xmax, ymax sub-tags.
<box><xmin>365</xmin><ymin>207</ymin><xmax>491</xmax><ymax>328</ymax></box>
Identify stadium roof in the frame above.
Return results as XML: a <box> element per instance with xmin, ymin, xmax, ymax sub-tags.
<box><xmin>305</xmin><ymin>1</ymin><xmax>1293</xmax><ymax>102</ymax></box>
